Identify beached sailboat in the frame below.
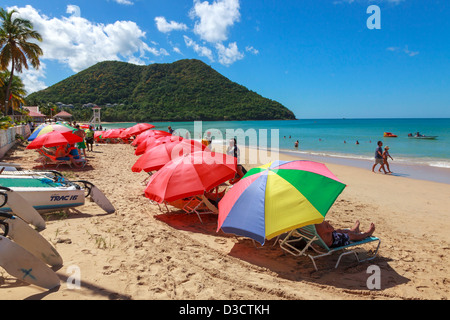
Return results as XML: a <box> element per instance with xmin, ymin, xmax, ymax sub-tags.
<box><xmin>0</xmin><ymin>168</ymin><xmax>115</xmax><ymax>223</ymax></box>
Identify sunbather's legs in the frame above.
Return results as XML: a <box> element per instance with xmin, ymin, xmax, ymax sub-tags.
<box><xmin>335</xmin><ymin>220</ymin><xmax>360</xmax><ymax>234</ymax></box>
<box><xmin>348</xmin><ymin>223</ymin><xmax>375</xmax><ymax>241</ymax></box>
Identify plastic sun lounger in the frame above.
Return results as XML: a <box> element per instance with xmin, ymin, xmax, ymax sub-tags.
<box><xmin>37</xmin><ymin>149</ymin><xmax>72</xmax><ymax>169</ymax></box>
<box><xmin>279</xmin><ymin>224</ymin><xmax>381</xmax><ymax>271</ymax></box>
<box><xmin>181</xmin><ymin>194</ymin><xmax>218</xmax><ymax>223</ymax></box>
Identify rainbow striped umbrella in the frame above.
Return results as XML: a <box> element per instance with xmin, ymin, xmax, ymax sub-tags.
<box><xmin>217</xmin><ymin>160</ymin><xmax>346</xmax><ymax>245</ymax></box>
<box><xmin>28</xmin><ymin>123</ymin><xmax>75</xmax><ymax>141</ymax></box>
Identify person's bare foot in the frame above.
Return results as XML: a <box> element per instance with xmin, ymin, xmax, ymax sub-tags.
<box><xmin>351</xmin><ymin>220</ymin><xmax>360</xmax><ymax>233</ymax></box>
<box><xmin>366</xmin><ymin>223</ymin><xmax>376</xmax><ymax>236</ymax></box>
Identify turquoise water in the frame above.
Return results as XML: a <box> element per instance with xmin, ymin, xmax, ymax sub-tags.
<box><xmin>102</xmin><ymin>118</ymin><xmax>450</xmax><ymax>169</ymax></box>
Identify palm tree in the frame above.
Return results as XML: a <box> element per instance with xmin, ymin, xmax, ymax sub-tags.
<box><xmin>0</xmin><ymin>7</ymin><xmax>42</xmax><ymax>116</ymax></box>
<box><xmin>0</xmin><ymin>70</ymin><xmax>27</xmax><ymax>111</ymax></box>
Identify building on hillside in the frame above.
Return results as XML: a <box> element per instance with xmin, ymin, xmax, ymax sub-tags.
<box><xmin>23</xmin><ymin>106</ymin><xmax>46</xmax><ymax>123</ymax></box>
<box><xmin>54</xmin><ymin>110</ymin><xmax>73</xmax><ymax>122</ymax></box>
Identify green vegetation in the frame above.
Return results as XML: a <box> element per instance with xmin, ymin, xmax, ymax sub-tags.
<box><xmin>26</xmin><ymin>59</ymin><xmax>297</xmax><ymax>122</ymax></box>
<box><xmin>0</xmin><ymin>7</ymin><xmax>43</xmax><ymax>116</ymax></box>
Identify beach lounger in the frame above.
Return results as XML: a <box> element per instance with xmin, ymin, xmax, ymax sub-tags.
<box><xmin>279</xmin><ymin>224</ymin><xmax>380</xmax><ymax>271</ymax></box>
<box><xmin>181</xmin><ymin>194</ymin><xmax>218</xmax><ymax>223</ymax></box>
<box><xmin>37</xmin><ymin>149</ymin><xmax>72</xmax><ymax>169</ymax></box>
<box><xmin>38</xmin><ymin>149</ymin><xmax>87</xmax><ymax>169</ymax></box>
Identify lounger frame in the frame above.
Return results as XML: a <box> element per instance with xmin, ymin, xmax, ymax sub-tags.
<box><xmin>279</xmin><ymin>225</ymin><xmax>381</xmax><ymax>271</ymax></box>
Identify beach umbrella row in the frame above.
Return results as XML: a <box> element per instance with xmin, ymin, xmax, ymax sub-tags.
<box><xmin>130</xmin><ymin>129</ymin><xmax>237</xmax><ymax>204</ymax></box>
<box><xmin>129</xmin><ymin>126</ymin><xmax>346</xmax><ymax>247</ymax></box>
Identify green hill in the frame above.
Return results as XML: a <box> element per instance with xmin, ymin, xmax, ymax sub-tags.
<box><xmin>26</xmin><ymin>59</ymin><xmax>296</xmax><ymax>122</ymax></box>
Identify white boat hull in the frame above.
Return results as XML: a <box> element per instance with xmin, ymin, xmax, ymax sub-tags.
<box><xmin>0</xmin><ymin>176</ymin><xmax>85</xmax><ymax>214</ymax></box>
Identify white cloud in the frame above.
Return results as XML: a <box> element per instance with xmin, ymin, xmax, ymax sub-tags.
<box><xmin>386</xmin><ymin>45</ymin><xmax>419</xmax><ymax>57</ymax></box>
<box><xmin>184</xmin><ymin>36</ymin><xmax>214</xmax><ymax>62</ymax></box>
<box><xmin>8</xmin><ymin>5</ymin><xmax>168</xmax><ymax>93</ymax></box>
<box><xmin>113</xmin><ymin>0</ymin><xmax>134</xmax><ymax>5</ymax></box>
<box><xmin>155</xmin><ymin>16</ymin><xmax>188</xmax><ymax>33</ymax></box>
<box><xmin>216</xmin><ymin>42</ymin><xmax>244</xmax><ymax>66</ymax></box>
<box><xmin>245</xmin><ymin>46</ymin><xmax>259</xmax><ymax>55</ymax></box>
<box><xmin>18</xmin><ymin>62</ymin><xmax>48</xmax><ymax>94</ymax></box>
<box><xmin>404</xmin><ymin>45</ymin><xmax>419</xmax><ymax>57</ymax></box>
<box><xmin>173</xmin><ymin>47</ymin><xmax>183</xmax><ymax>55</ymax></box>
<box><xmin>66</xmin><ymin>5</ymin><xmax>81</xmax><ymax>17</ymax></box>
<box><xmin>9</xmin><ymin>5</ymin><xmax>167</xmax><ymax>74</ymax></box>
<box><xmin>190</xmin><ymin>0</ymin><xmax>240</xmax><ymax>43</ymax></box>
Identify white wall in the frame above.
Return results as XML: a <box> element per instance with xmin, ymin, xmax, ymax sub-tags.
<box><xmin>0</xmin><ymin>125</ymin><xmax>31</xmax><ymax>159</ymax></box>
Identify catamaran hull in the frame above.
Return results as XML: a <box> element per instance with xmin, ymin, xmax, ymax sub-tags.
<box><xmin>1</xmin><ymin>186</ymin><xmax>85</xmax><ymax>213</ymax></box>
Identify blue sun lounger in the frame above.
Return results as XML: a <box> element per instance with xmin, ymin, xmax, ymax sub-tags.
<box><xmin>279</xmin><ymin>224</ymin><xmax>381</xmax><ymax>271</ymax></box>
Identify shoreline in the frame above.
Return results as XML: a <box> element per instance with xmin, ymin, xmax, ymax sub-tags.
<box><xmin>278</xmin><ymin>148</ymin><xmax>450</xmax><ymax>185</ymax></box>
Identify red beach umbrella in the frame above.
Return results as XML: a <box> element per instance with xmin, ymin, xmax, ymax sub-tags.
<box><xmin>135</xmin><ymin>135</ymin><xmax>183</xmax><ymax>156</ymax></box>
<box><xmin>126</xmin><ymin>123</ymin><xmax>155</xmax><ymax>137</ymax></box>
<box><xmin>94</xmin><ymin>131</ymin><xmax>104</xmax><ymax>140</ymax></box>
<box><xmin>26</xmin><ymin>131</ymin><xmax>83</xmax><ymax>149</ymax></box>
<box><xmin>132</xmin><ymin>130</ymin><xmax>172</xmax><ymax>146</ymax></box>
<box><xmin>144</xmin><ymin>151</ymin><xmax>237</xmax><ymax>203</ymax></box>
<box><xmin>102</xmin><ymin>129</ymin><xmax>124</xmax><ymax>139</ymax></box>
<box><xmin>132</xmin><ymin>140</ymin><xmax>208</xmax><ymax>173</ymax></box>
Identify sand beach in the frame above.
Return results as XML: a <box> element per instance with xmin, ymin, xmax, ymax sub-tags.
<box><xmin>1</xmin><ymin>141</ymin><xmax>449</xmax><ymax>301</ymax></box>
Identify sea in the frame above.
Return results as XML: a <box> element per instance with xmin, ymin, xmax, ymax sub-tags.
<box><xmin>101</xmin><ymin>118</ymin><xmax>450</xmax><ymax>184</ymax></box>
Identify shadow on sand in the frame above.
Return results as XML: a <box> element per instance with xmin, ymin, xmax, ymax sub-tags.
<box><xmin>155</xmin><ymin>210</ymin><xmax>410</xmax><ymax>294</ymax></box>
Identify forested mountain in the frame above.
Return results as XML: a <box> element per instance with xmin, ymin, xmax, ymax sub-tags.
<box><xmin>26</xmin><ymin>59</ymin><xmax>296</xmax><ymax>122</ymax></box>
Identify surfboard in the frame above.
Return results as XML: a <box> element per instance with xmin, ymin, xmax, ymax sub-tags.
<box><xmin>0</xmin><ymin>213</ymin><xmax>63</xmax><ymax>267</ymax></box>
<box><xmin>0</xmin><ymin>188</ymin><xmax>46</xmax><ymax>230</ymax></box>
<box><xmin>90</xmin><ymin>186</ymin><xmax>116</xmax><ymax>214</ymax></box>
<box><xmin>0</xmin><ymin>235</ymin><xmax>60</xmax><ymax>290</ymax></box>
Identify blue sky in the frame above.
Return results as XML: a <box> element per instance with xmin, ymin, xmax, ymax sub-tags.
<box><xmin>2</xmin><ymin>0</ymin><xmax>449</xmax><ymax>119</ymax></box>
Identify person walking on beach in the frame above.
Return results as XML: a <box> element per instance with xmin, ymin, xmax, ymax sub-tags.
<box><xmin>85</xmin><ymin>125</ymin><xmax>95</xmax><ymax>152</ymax></box>
<box><xmin>73</xmin><ymin>124</ymin><xmax>87</xmax><ymax>158</ymax></box>
<box><xmin>372</xmin><ymin>141</ymin><xmax>388</xmax><ymax>174</ymax></box>
<box><xmin>379</xmin><ymin>146</ymin><xmax>393</xmax><ymax>174</ymax></box>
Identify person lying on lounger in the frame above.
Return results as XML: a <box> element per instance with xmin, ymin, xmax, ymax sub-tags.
<box><xmin>315</xmin><ymin>220</ymin><xmax>376</xmax><ymax>248</ymax></box>
<box><xmin>55</xmin><ymin>145</ymin><xmax>71</xmax><ymax>161</ymax></box>
<box><xmin>68</xmin><ymin>144</ymin><xmax>86</xmax><ymax>168</ymax></box>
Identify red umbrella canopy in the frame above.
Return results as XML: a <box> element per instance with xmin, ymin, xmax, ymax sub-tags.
<box><xmin>126</xmin><ymin>123</ymin><xmax>155</xmax><ymax>137</ymax></box>
<box><xmin>26</xmin><ymin>131</ymin><xmax>83</xmax><ymax>149</ymax></box>
<box><xmin>144</xmin><ymin>151</ymin><xmax>237</xmax><ymax>203</ymax></box>
<box><xmin>102</xmin><ymin>128</ymin><xmax>124</xmax><ymax>139</ymax></box>
<box><xmin>94</xmin><ymin>131</ymin><xmax>104</xmax><ymax>140</ymax></box>
<box><xmin>135</xmin><ymin>135</ymin><xmax>183</xmax><ymax>156</ymax></box>
<box><xmin>119</xmin><ymin>127</ymin><xmax>132</xmax><ymax>139</ymax></box>
<box><xmin>132</xmin><ymin>139</ymin><xmax>208</xmax><ymax>173</ymax></box>
<box><xmin>132</xmin><ymin>130</ymin><xmax>172</xmax><ymax>146</ymax></box>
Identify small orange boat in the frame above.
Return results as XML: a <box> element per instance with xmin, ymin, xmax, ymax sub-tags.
<box><xmin>384</xmin><ymin>132</ymin><xmax>397</xmax><ymax>137</ymax></box>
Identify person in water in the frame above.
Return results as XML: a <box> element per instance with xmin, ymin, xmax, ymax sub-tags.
<box><xmin>315</xmin><ymin>220</ymin><xmax>376</xmax><ymax>248</ymax></box>
<box><xmin>294</xmin><ymin>140</ymin><xmax>299</xmax><ymax>148</ymax></box>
